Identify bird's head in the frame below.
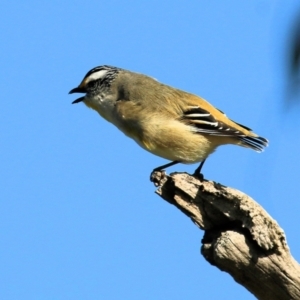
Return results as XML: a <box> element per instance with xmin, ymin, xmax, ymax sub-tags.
<box><xmin>69</xmin><ymin>65</ymin><xmax>121</xmax><ymax>104</ymax></box>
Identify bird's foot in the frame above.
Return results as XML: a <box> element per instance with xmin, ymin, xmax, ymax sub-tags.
<box><xmin>150</xmin><ymin>169</ymin><xmax>167</xmax><ymax>186</ymax></box>
<box><xmin>192</xmin><ymin>171</ymin><xmax>204</xmax><ymax>181</ymax></box>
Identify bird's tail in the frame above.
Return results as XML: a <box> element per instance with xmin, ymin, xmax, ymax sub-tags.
<box><xmin>239</xmin><ymin>135</ymin><xmax>268</xmax><ymax>152</ymax></box>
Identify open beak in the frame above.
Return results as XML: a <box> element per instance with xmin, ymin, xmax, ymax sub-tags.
<box><xmin>69</xmin><ymin>87</ymin><xmax>86</xmax><ymax>104</ymax></box>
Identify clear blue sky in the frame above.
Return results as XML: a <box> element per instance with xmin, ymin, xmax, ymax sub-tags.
<box><xmin>1</xmin><ymin>1</ymin><xmax>299</xmax><ymax>299</ymax></box>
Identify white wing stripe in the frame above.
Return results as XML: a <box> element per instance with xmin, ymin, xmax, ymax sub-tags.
<box><xmin>191</xmin><ymin>120</ymin><xmax>219</xmax><ymax>126</ymax></box>
<box><xmin>185</xmin><ymin>113</ymin><xmax>211</xmax><ymax>118</ymax></box>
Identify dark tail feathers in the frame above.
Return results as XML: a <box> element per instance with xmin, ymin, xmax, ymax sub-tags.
<box><xmin>239</xmin><ymin>136</ymin><xmax>269</xmax><ymax>152</ymax></box>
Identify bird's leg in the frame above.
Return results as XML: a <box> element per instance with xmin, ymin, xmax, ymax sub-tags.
<box><xmin>193</xmin><ymin>159</ymin><xmax>206</xmax><ymax>180</ymax></box>
<box><xmin>152</xmin><ymin>161</ymin><xmax>179</xmax><ymax>172</ymax></box>
<box><xmin>150</xmin><ymin>161</ymin><xmax>179</xmax><ymax>183</ymax></box>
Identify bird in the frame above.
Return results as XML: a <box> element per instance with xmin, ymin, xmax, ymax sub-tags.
<box><xmin>69</xmin><ymin>65</ymin><xmax>268</xmax><ymax>176</ymax></box>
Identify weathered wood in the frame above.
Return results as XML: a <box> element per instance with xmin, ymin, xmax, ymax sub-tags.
<box><xmin>152</xmin><ymin>171</ymin><xmax>300</xmax><ymax>300</ymax></box>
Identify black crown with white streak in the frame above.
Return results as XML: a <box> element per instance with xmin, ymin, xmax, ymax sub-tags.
<box><xmin>83</xmin><ymin>65</ymin><xmax>121</xmax><ymax>89</ymax></box>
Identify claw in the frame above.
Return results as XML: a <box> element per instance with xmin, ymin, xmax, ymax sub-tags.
<box><xmin>150</xmin><ymin>170</ymin><xmax>166</xmax><ymax>186</ymax></box>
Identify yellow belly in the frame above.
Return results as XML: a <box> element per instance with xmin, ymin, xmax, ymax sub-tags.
<box><xmin>129</xmin><ymin>122</ymin><xmax>217</xmax><ymax>163</ymax></box>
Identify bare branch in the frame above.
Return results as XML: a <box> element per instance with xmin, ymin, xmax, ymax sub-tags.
<box><xmin>152</xmin><ymin>171</ymin><xmax>300</xmax><ymax>300</ymax></box>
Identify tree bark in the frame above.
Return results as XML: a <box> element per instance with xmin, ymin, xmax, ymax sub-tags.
<box><xmin>151</xmin><ymin>171</ymin><xmax>300</xmax><ymax>300</ymax></box>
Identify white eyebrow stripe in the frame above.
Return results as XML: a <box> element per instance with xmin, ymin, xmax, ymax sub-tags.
<box><xmin>86</xmin><ymin>70</ymin><xmax>108</xmax><ymax>82</ymax></box>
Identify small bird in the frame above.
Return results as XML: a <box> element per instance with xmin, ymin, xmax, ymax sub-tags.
<box><xmin>69</xmin><ymin>65</ymin><xmax>268</xmax><ymax>176</ymax></box>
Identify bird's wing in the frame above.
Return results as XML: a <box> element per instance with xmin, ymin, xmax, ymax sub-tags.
<box><xmin>181</xmin><ymin>105</ymin><xmax>247</xmax><ymax>136</ymax></box>
<box><xmin>181</xmin><ymin>105</ymin><xmax>268</xmax><ymax>152</ymax></box>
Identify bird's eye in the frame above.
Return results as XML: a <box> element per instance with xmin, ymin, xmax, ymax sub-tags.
<box><xmin>87</xmin><ymin>80</ymin><xmax>97</xmax><ymax>89</ymax></box>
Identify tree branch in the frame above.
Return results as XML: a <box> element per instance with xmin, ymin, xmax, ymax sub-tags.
<box><xmin>151</xmin><ymin>171</ymin><xmax>300</xmax><ymax>300</ymax></box>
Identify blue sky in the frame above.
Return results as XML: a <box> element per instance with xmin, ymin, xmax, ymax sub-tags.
<box><xmin>1</xmin><ymin>1</ymin><xmax>300</xmax><ymax>299</ymax></box>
